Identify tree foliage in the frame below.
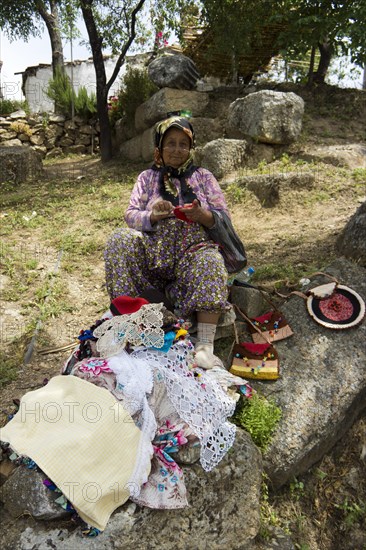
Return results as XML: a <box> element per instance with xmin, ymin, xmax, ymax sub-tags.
<box><xmin>274</xmin><ymin>0</ymin><xmax>366</xmax><ymax>66</ymax></box>
<box><xmin>0</xmin><ymin>1</ymin><xmax>42</xmax><ymax>41</ymax></box>
<box><xmin>198</xmin><ymin>0</ymin><xmax>366</xmax><ymax>84</ymax></box>
<box><xmin>0</xmin><ymin>1</ymin><xmax>67</xmax><ymax>79</ymax></box>
<box><xmin>109</xmin><ymin>66</ymin><xmax>158</xmax><ymax>126</ymax></box>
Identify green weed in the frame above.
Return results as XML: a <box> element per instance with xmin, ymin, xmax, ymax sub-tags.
<box><xmin>335</xmin><ymin>498</ymin><xmax>366</xmax><ymax>529</ymax></box>
<box><xmin>97</xmin><ymin>207</ymin><xmax>124</xmax><ymax>223</ymax></box>
<box><xmin>232</xmin><ymin>393</ymin><xmax>282</xmax><ymax>452</ymax></box>
<box><xmin>225</xmin><ymin>184</ymin><xmax>249</xmax><ymax>205</ymax></box>
<box><xmin>290</xmin><ymin>478</ymin><xmax>305</xmax><ymax>501</ymax></box>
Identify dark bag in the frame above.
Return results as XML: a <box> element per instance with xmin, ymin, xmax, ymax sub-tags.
<box><xmin>207</xmin><ymin>210</ymin><xmax>247</xmax><ymax>273</ymax></box>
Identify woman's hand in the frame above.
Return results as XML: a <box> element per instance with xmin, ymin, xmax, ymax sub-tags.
<box><xmin>150</xmin><ymin>200</ymin><xmax>174</xmax><ymax>225</ymax></box>
<box><xmin>181</xmin><ymin>199</ymin><xmax>215</xmax><ymax>228</ymax></box>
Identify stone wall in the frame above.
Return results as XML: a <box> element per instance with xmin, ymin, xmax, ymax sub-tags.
<box><xmin>0</xmin><ymin>111</ymin><xmax>99</xmax><ymax>159</ymax></box>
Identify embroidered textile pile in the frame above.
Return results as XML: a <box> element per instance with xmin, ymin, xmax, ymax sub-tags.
<box><xmin>0</xmin><ymin>302</ymin><xmax>250</xmax><ymax>534</ymax></box>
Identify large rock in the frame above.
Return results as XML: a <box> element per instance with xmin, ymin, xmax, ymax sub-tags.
<box><xmin>190</xmin><ymin>117</ymin><xmax>224</xmax><ymax>146</ymax></box>
<box><xmin>227</xmin><ymin>91</ymin><xmax>304</xmax><ymax>145</ymax></box>
<box><xmin>148</xmin><ymin>53</ymin><xmax>201</xmax><ymax>90</ymax></box>
<box><xmin>235</xmin><ymin>171</ymin><xmax>315</xmax><ymax>207</ymax></box>
<box><xmin>230</xmin><ymin>286</ymin><xmax>273</xmax><ymax>319</ymax></box>
<box><xmin>195</xmin><ymin>139</ymin><xmax>248</xmax><ymax>180</ymax></box>
<box><xmin>336</xmin><ymin>200</ymin><xmax>366</xmax><ymax>267</ymax></box>
<box><xmin>296</xmin><ymin>143</ymin><xmax>366</xmax><ymax>169</ymax></box>
<box><xmin>141</xmin><ymin>126</ymin><xmax>155</xmax><ymax>162</ymax></box>
<box><xmin>135</xmin><ymin>88</ymin><xmax>209</xmax><ymax>133</ymax></box>
<box><xmin>1</xmin><ymin>430</ymin><xmax>263</xmax><ymax>549</ymax></box>
<box><xmin>119</xmin><ymin>135</ymin><xmax>142</xmax><ymax>161</ymax></box>
<box><xmin>1</xmin><ymin>466</ymin><xmax>71</xmax><ymax>520</ymax></box>
<box><xmin>253</xmin><ymin>259</ymin><xmax>366</xmax><ymax>489</ymax></box>
<box><xmin>0</xmin><ymin>145</ymin><xmax>43</xmax><ymax>184</ymax></box>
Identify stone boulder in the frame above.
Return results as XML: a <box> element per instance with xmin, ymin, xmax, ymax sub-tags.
<box><xmin>1</xmin><ymin>466</ymin><xmax>71</xmax><ymax>520</ymax></box>
<box><xmin>230</xmin><ymin>286</ymin><xmax>273</xmax><ymax>319</ymax></box>
<box><xmin>233</xmin><ymin>171</ymin><xmax>315</xmax><ymax>207</ymax></box>
<box><xmin>296</xmin><ymin>143</ymin><xmax>366</xmax><ymax>169</ymax></box>
<box><xmin>249</xmin><ymin>259</ymin><xmax>366</xmax><ymax>489</ymax></box>
<box><xmin>119</xmin><ymin>135</ymin><xmax>142</xmax><ymax>161</ymax></box>
<box><xmin>227</xmin><ymin>91</ymin><xmax>304</xmax><ymax>145</ymax></box>
<box><xmin>336</xmin><ymin>200</ymin><xmax>366</xmax><ymax>267</ymax></box>
<box><xmin>135</xmin><ymin>88</ymin><xmax>209</xmax><ymax>133</ymax></box>
<box><xmin>0</xmin><ymin>145</ymin><xmax>43</xmax><ymax>184</ymax></box>
<box><xmin>148</xmin><ymin>53</ymin><xmax>201</xmax><ymax>90</ymax></box>
<box><xmin>141</xmin><ymin>127</ymin><xmax>155</xmax><ymax>162</ymax></box>
<box><xmin>1</xmin><ymin>430</ymin><xmax>263</xmax><ymax>550</ymax></box>
<box><xmin>195</xmin><ymin>139</ymin><xmax>248</xmax><ymax>180</ymax></box>
<box><xmin>190</xmin><ymin>117</ymin><xmax>224</xmax><ymax>146</ymax></box>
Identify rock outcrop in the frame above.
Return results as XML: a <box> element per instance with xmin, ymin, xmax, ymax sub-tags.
<box><xmin>0</xmin><ymin>145</ymin><xmax>43</xmax><ymax>184</ymax></box>
<box><xmin>0</xmin><ymin>429</ymin><xmax>263</xmax><ymax>549</ymax></box>
<box><xmin>148</xmin><ymin>54</ymin><xmax>201</xmax><ymax>90</ymax></box>
<box><xmin>135</xmin><ymin>88</ymin><xmax>209</xmax><ymax>133</ymax></box>
<box><xmin>227</xmin><ymin>90</ymin><xmax>304</xmax><ymax>145</ymax></box>
<box><xmin>249</xmin><ymin>259</ymin><xmax>366</xmax><ymax>489</ymax></box>
<box><xmin>195</xmin><ymin>138</ymin><xmax>248</xmax><ymax>179</ymax></box>
<box><xmin>336</xmin><ymin>201</ymin><xmax>366</xmax><ymax>267</ymax></box>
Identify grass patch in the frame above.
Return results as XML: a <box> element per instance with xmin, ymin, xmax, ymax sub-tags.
<box><xmin>252</xmin><ymin>263</ymin><xmax>301</xmax><ymax>284</ymax></box>
<box><xmin>352</xmin><ymin>168</ymin><xmax>366</xmax><ymax>184</ymax></box>
<box><xmin>0</xmin><ymin>352</ymin><xmax>20</xmax><ymax>387</ymax></box>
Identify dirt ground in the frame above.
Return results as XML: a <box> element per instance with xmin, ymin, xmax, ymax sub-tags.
<box><xmin>0</xmin><ymin>83</ymin><xmax>365</xmax><ymax>548</ymax></box>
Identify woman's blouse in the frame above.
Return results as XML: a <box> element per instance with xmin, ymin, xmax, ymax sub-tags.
<box><xmin>125</xmin><ymin>168</ymin><xmax>229</xmax><ymax>232</ymax></box>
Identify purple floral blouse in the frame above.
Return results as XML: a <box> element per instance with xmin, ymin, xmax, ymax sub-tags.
<box><xmin>125</xmin><ymin>168</ymin><xmax>229</xmax><ymax>232</ymax></box>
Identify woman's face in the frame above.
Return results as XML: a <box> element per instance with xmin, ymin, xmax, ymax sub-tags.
<box><xmin>161</xmin><ymin>127</ymin><xmax>191</xmax><ymax>168</ymax></box>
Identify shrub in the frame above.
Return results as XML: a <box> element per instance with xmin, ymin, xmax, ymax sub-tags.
<box><xmin>46</xmin><ymin>68</ymin><xmax>96</xmax><ymax>120</ymax></box>
<box><xmin>109</xmin><ymin>66</ymin><xmax>158</xmax><ymax>126</ymax></box>
<box><xmin>74</xmin><ymin>86</ymin><xmax>97</xmax><ymax>120</ymax></box>
<box><xmin>233</xmin><ymin>393</ymin><xmax>282</xmax><ymax>452</ymax></box>
<box><xmin>9</xmin><ymin>121</ymin><xmax>32</xmax><ymax>137</ymax></box>
<box><xmin>0</xmin><ymin>99</ymin><xmax>29</xmax><ymax>116</ymax></box>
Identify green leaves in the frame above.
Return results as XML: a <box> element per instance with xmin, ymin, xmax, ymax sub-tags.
<box><xmin>233</xmin><ymin>393</ymin><xmax>282</xmax><ymax>452</ymax></box>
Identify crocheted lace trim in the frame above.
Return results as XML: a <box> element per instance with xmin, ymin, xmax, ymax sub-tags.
<box><xmin>93</xmin><ymin>303</ymin><xmax>165</xmax><ymax>356</ymax></box>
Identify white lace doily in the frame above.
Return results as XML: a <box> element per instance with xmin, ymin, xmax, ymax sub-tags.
<box><xmin>131</xmin><ymin>341</ymin><xmax>237</xmax><ymax>472</ymax></box>
<box><xmin>93</xmin><ymin>303</ymin><xmax>165</xmax><ymax>357</ymax></box>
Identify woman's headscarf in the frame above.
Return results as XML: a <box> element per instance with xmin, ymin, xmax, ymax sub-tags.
<box><xmin>152</xmin><ymin>116</ymin><xmax>198</xmax><ymax>206</ymax></box>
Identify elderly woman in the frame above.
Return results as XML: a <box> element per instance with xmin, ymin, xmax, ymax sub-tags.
<box><xmin>104</xmin><ymin>116</ymin><xmax>232</xmax><ymax>368</ymax></box>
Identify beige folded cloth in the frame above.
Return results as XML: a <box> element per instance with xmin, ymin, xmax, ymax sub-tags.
<box><xmin>0</xmin><ymin>375</ymin><xmax>152</xmax><ymax>530</ymax></box>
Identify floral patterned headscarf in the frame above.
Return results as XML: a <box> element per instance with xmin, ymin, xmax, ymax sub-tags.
<box><xmin>152</xmin><ymin>116</ymin><xmax>198</xmax><ymax>205</ymax></box>
<box><xmin>154</xmin><ymin>116</ymin><xmax>196</xmax><ymax>150</ymax></box>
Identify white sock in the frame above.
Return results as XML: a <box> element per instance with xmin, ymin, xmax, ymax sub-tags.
<box><xmin>196</xmin><ymin>322</ymin><xmax>216</xmax><ymax>353</ymax></box>
<box><xmin>194</xmin><ymin>323</ymin><xmax>223</xmax><ymax>369</ymax></box>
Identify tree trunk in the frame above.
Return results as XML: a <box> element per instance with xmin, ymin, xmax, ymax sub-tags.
<box><xmin>363</xmin><ymin>65</ymin><xmax>366</xmax><ymax>90</ymax></box>
<box><xmin>81</xmin><ymin>0</ymin><xmax>112</xmax><ymax>162</ymax></box>
<box><xmin>80</xmin><ymin>0</ymin><xmax>146</xmax><ymax>162</ymax></box>
<box><xmin>36</xmin><ymin>1</ymin><xmax>64</xmax><ymax>77</ymax></box>
<box><xmin>313</xmin><ymin>40</ymin><xmax>333</xmax><ymax>84</ymax></box>
<box><xmin>306</xmin><ymin>45</ymin><xmax>316</xmax><ymax>87</ymax></box>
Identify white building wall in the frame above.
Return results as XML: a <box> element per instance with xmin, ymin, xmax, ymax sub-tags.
<box><xmin>23</xmin><ymin>54</ymin><xmax>148</xmax><ymax>113</ymax></box>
